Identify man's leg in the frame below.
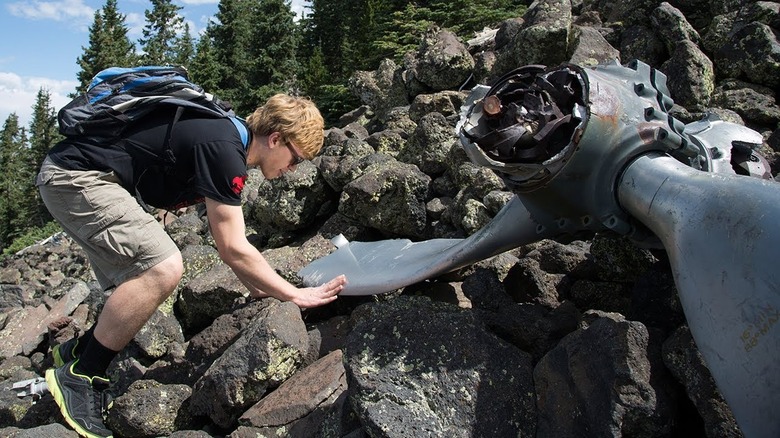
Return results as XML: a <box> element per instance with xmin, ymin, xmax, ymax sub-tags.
<box><xmin>38</xmin><ymin>159</ymin><xmax>182</xmax><ymax>438</ymax></box>
<box><xmin>92</xmin><ymin>250</ymin><xmax>183</xmax><ymax>351</ymax></box>
<box><xmin>74</xmin><ymin>251</ymin><xmax>183</xmax><ymax>379</ymax></box>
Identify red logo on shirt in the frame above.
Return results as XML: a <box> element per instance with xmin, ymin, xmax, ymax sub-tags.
<box><xmin>231</xmin><ymin>175</ymin><xmax>247</xmax><ymax>194</ymax></box>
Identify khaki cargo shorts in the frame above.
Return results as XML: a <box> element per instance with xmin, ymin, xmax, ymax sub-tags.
<box><xmin>36</xmin><ymin>157</ymin><xmax>179</xmax><ymax>290</ymax></box>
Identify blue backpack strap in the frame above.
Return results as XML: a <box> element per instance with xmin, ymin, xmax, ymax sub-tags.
<box><xmin>229</xmin><ymin>116</ymin><xmax>250</xmax><ymax>150</ymax></box>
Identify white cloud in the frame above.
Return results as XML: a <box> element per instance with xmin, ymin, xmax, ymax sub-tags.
<box><xmin>179</xmin><ymin>0</ymin><xmax>219</xmax><ymax>4</ymax></box>
<box><xmin>7</xmin><ymin>0</ymin><xmax>94</xmax><ymax>23</ymax></box>
<box><xmin>125</xmin><ymin>12</ymin><xmax>146</xmax><ymax>39</ymax></box>
<box><xmin>0</xmin><ymin>72</ymin><xmax>77</xmax><ymax>128</ymax></box>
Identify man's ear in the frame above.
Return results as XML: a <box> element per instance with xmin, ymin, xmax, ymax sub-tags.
<box><xmin>268</xmin><ymin>131</ymin><xmax>282</xmax><ymax>149</ymax></box>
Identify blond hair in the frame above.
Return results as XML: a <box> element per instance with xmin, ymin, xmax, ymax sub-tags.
<box><xmin>246</xmin><ymin>94</ymin><xmax>324</xmax><ymax>159</ymax></box>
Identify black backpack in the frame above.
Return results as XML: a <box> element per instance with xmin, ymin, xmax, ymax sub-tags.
<box><xmin>58</xmin><ymin>65</ymin><xmax>248</xmax><ymax>147</ymax></box>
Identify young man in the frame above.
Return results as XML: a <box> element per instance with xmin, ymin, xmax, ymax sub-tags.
<box><xmin>36</xmin><ymin>94</ymin><xmax>347</xmax><ymax>438</ymax></box>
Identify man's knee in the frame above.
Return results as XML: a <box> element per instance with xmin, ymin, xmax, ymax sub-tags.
<box><xmin>151</xmin><ymin>251</ymin><xmax>184</xmax><ymax>294</ymax></box>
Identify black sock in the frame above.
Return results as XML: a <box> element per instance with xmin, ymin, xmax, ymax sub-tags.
<box><xmin>75</xmin><ymin>326</ymin><xmax>95</xmax><ymax>356</ymax></box>
<box><xmin>73</xmin><ymin>336</ymin><xmax>119</xmax><ymax>378</ymax></box>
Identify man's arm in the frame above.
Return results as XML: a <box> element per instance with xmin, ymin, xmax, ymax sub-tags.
<box><xmin>204</xmin><ymin>197</ymin><xmax>345</xmax><ymax>308</ymax></box>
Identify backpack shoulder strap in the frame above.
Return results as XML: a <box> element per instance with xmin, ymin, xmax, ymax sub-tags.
<box><xmin>228</xmin><ymin>117</ymin><xmax>250</xmax><ymax>150</ymax></box>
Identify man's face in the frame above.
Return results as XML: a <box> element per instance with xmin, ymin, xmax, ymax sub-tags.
<box><xmin>260</xmin><ymin>133</ymin><xmax>305</xmax><ymax>179</ymax></box>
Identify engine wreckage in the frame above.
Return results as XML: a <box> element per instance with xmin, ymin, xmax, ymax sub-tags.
<box><xmin>299</xmin><ymin>60</ymin><xmax>779</xmax><ymax>437</ymax></box>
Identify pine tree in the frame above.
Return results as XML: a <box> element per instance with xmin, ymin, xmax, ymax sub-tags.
<box><xmin>210</xmin><ymin>0</ymin><xmax>256</xmax><ymax>111</ymax></box>
<box><xmin>28</xmin><ymin>89</ymin><xmax>60</xmax><ymax>226</ymax></box>
<box><xmin>0</xmin><ymin>114</ymin><xmax>30</xmax><ymax>249</ymax></box>
<box><xmin>190</xmin><ymin>25</ymin><xmax>222</xmax><ymax>94</ymax></box>
<box><xmin>247</xmin><ymin>0</ymin><xmax>300</xmax><ymax>108</ymax></box>
<box><xmin>139</xmin><ymin>0</ymin><xmax>184</xmax><ymax>65</ymax></box>
<box><xmin>75</xmin><ymin>0</ymin><xmax>136</xmax><ymax>93</ymax></box>
<box><xmin>171</xmin><ymin>22</ymin><xmax>196</xmax><ymax>69</ymax></box>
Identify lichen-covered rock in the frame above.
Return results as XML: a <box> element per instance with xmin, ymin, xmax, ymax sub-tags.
<box><xmin>345</xmin><ymin>296</ymin><xmax>536</xmax><ymax>437</ymax></box>
<box><xmin>661</xmin><ymin>40</ymin><xmax>715</xmax><ymax>111</ymax></box>
<box><xmin>568</xmin><ymin>25</ymin><xmax>620</xmax><ymax>67</ymax></box>
<box><xmin>176</xmin><ymin>262</ymin><xmax>246</xmax><ymax>335</ymax></box>
<box><xmin>250</xmin><ymin>161</ymin><xmax>337</xmax><ymax>233</ymax></box>
<box><xmin>535</xmin><ymin>312</ymin><xmax>675</xmax><ymax>437</ymax></box>
<box><xmin>493</xmin><ymin>0</ymin><xmax>572</xmax><ymax>76</ymax></box>
<box><xmin>107</xmin><ymin>379</ymin><xmax>194</xmax><ymax>438</ymax></box>
<box><xmin>400</xmin><ymin>112</ymin><xmax>457</xmax><ymax>176</ymax></box>
<box><xmin>238</xmin><ymin>350</ymin><xmax>347</xmax><ymax>436</ymax></box>
<box><xmin>413</xmin><ymin>29</ymin><xmax>475</xmax><ymax>92</ymax></box>
<box><xmin>715</xmin><ymin>22</ymin><xmax>780</xmax><ymax>88</ymax></box>
<box><xmin>190</xmin><ymin>301</ymin><xmax>309</xmax><ymax>429</ymax></box>
<box><xmin>338</xmin><ymin>158</ymin><xmax>431</xmax><ymax>238</ymax></box>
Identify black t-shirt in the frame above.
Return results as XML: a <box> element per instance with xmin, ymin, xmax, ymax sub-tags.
<box><xmin>48</xmin><ymin>106</ymin><xmax>250</xmax><ymax>209</ymax></box>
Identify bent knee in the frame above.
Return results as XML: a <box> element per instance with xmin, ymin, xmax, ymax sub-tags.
<box><xmin>151</xmin><ymin>251</ymin><xmax>184</xmax><ymax>292</ymax></box>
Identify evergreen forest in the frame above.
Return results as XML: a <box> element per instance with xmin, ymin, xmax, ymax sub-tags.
<box><xmin>0</xmin><ymin>0</ymin><xmax>526</xmax><ymax>256</ymax></box>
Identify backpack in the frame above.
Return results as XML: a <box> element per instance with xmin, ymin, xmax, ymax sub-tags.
<box><xmin>57</xmin><ymin>65</ymin><xmax>249</xmax><ymax>148</ymax></box>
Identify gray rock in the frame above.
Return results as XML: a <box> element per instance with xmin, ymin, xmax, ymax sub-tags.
<box><xmin>0</xmin><ymin>281</ymin><xmax>89</xmax><ymax>358</ymax></box>
<box><xmin>620</xmin><ymin>25</ymin><xmax>666</xmax><ymax>67</ymax></box>
<box><xmin>346</xmin><ymin>296</ymin><xmax>536</xmax><ymax>437</ymax></box>
<box><xmin>413</xmin><ymin>29</ymin><xmax>475</xmax><ymax>92</ymax></box>
<box><xmin>251</xmin><ymin>161</ymin><xmax>337</xmax><ymax>232</ymax></box>
<box><xmin>176</xmin><ymin>262</ymin><xmax>246</xmax><ymax>335</ymax></box>
<box><xmin>408</xmin><ymin>91</ymin><xmax>467</xmax><ymax>123</ymax></box>
<box><xmin>710</xmin><ymin>86</ymin><xmax>780</xmax><ymax>128</ymax></box>
<box><xmin>238</xmin><ymin>350</ymin><xmax>347</xmax><ymax>437</ymax></box>
<box><xmin>366</xmin><ymin>130</ymin><xmax>408</xmax><ymax>159</ymax></box>
<box><xmin>535</xmin><ymin>312</ymin><xmax>674</xmax><ymax>437</ymax></box>
<box><xmin>106</xmin><ymin>380</ymin><xmax>192</xmax><ymax>438</ymax></box>
<box><xmin>0</xmin><ymin>424</ymin><xmax>78</xmax><ymax>437</ymax></box>
<box><xmin>651</xmin><ymin>2</ymin><xmax>701</xmax><ymax>53</ymax></box>
<box><xmin>348</xmin><ymin>59</ymin><xmax>408</xmax><ymax>118</ymax></box>
<box><xmin>338</xmin><ymin>158</ymin><xmax>431</xmax><ymax>237</ymax></box>
<box><xmin>132</xmin><ymin>308</ymin><xmax>185</xmax><ymax>360</ymax></box>
<box><xmin>107</xmin><ymin>379</ymin><xmax>193</xmax><ymax>437</ymax></box>
<box><xmin>401</xmin><ymin>112</ymin><xmax>457</xmax><ymax>176</ymax></box>
<box><xmin>661</xmin><ymin>40</ymin><xmax>715</xmax><ymax>111</ymax></box>
<box><xmin>662</xmin><ymin>326</ymin><xmax>742</xmax><ymax>437</ymax></box>
<box><xmin>715</xmin><ymin>22</ymin><xmax>780</xmax><ymax>88</ymax></box>
<box><xmin>493</xmin><ymin>0</ymin><xmax>572</xmax><ymax>76</ymax></box>
<box><xmin>190</xmin><ymin>301</ymin><xmax>309</xmax><ymax>429</ymax></box>
<box><xmin>568</xmin><ymin>25</ymin><xmax>620</xmax><ymax>66</ymax></box>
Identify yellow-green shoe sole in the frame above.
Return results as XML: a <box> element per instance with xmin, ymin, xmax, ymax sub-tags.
<box><xmin>45</xmin><ymin>368</ymin><xmax>113</xmax><ymax>438</ymax></box>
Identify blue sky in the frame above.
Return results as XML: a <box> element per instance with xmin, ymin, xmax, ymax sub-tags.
<box><xmin>0</xmin><ymin>0</ymin><xmax>306</xmax><ymax>128</ymax></box>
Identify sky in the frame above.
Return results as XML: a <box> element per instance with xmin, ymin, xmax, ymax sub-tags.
<box><xmin>0</xmin><ymin>0</ymin><xmax>307</xmax><ymax>129</ymax></box>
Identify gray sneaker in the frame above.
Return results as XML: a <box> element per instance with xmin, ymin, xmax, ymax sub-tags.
<box><xmin>45</xmin><ymin>360</ymin><xmax>113</xmax><ymax>438</ymax></box>
<box><xmin>52</xmin><ymin>337</ymin><xmax>79</xmax><ymax>368</ymax></box>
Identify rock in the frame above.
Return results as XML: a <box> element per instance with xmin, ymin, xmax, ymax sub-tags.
<box><xmin>190</xmin><ymin>301</ymin><xmax>309</xmax><ymax>429</ymax></box>
<box><xmin>651</xmin><ymin>2</ymin><xmax>701</xmax><ymax>53</ymax></box>
<box><xmin>620</xmin><ymin>25</ymin><xmax>666</xmax><ymax>67</ymax></box>
<box><xmin>131</xmin><ymin>308</ymin><xmax>185</xmax><ymax>360</ymax></box>
<box><xmin>338</xmin><ymin>158</ymin><xmax>431</xmax><ymax>238</ymax></box>
<box><xmin>400</xmin><ymin>112</ymin><xmax>457</xmax><ymax>176</ymax></box>
<box><xmin>0</xmin><ymin>281</ymin><xmax>89</xmax><ymax>358</ymax></box>
<box><xmin>0</xmin><ymin>424</ymin><xmax>78</xmax><ymax>437</ymax></box>
<box><xmin>345</xmin><ymin>296</ymin><xmax>536</xmax><ymax>437</ymax></box>
<box><xmin>661</xmin><ymin>40</ymin><xmax>715</xmax><ymax>111</ymax></box>
<box><xmin>413</xmin><ymin>29</ymin><xmax>475</xmax><ymax>92</ymax></box>
<box><xmin>107</xmin><ymin>379</ymin><xmax>194</xmax><ymax>438</ymax></box>
<box><xmin>568</xmin><ymin>25</ymin><xmax>621</xmax><ymax>66</ymax></box>
<box><xmin>493</xmin><ymin>0</ymin><xmax>572</xmax><ymax>76</ymax></box>
<box><xmin>176</xmin><ymin>262</ymin><xmax>246</xmax><ymax>335</ymax></box>
<box><xmin>535</xmin><ymin>312</ymin><xmax>675</xmax><ymax>437</ymax></box>
<box><xmin>715</xmin><ymin>22</ymin><xmax>780</xmax><ymax>88</ymax></box>
<box><xmin>238</xmin><ymin>350</ymin><xmax>347</xmax><ymax>436</ymax></box>
<box><xmin>251</xmin><ymin>160</ymin><xmax>337</xmax><ymax>233</ymax></box>
<box><xmin>662</xmin><ymin>326</ymin><xmax>742</xmax><ymax>437</ymax></box>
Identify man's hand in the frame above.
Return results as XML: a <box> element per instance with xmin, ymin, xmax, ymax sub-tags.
<box><xmin>292</xmin><ymin>275</ymin><xmax>347</xmax><ymax>309</ymax></box>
